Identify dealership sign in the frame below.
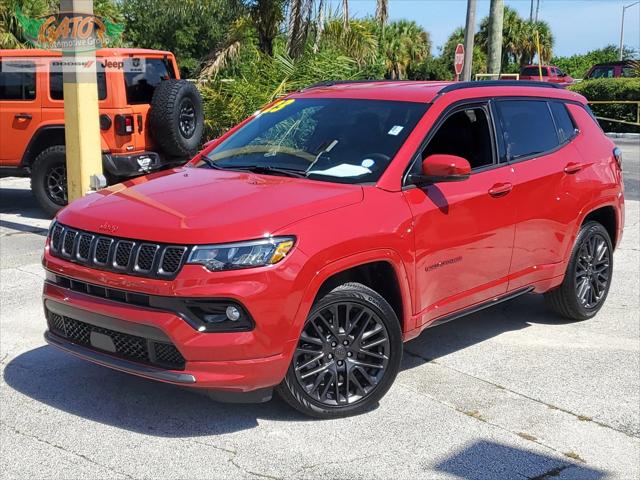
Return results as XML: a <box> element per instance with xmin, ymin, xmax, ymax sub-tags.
<box><xmin>15</xmin><ymin>6</ymin><xmax>123</xmax><ymax>51</ymax></box>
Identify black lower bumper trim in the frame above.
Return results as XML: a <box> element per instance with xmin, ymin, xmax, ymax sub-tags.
<box><xmin>44</xmin><ymin>331</ymin><xmax>196</xmax><ymax>384</ymax></box>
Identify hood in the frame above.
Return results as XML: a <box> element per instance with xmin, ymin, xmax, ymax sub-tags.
<box><xmin>57</xmin><ymin>168</ymin><xmax>363</xmax><ymax>244</ymax></box>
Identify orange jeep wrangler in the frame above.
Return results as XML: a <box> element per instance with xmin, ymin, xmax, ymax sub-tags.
<box><xmin>0</xmin><ymin>48</ymin><xmax>204</xmax><ymax>216</ymax></box>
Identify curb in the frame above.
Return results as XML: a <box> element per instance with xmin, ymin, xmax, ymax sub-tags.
<box><xmin>606</xmin><ymin>133</ymin><xmax>640</xmax><ymax>140</ymax></box>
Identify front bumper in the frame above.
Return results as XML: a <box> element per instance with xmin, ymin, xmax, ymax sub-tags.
<box><xmin>102</xmin><ymin>151</ymin><xmax>183</xmax><ymax>178</ymax></box>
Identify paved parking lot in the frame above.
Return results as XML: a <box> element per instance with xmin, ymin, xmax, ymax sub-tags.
<box><xmin>1</xmin><ymin>139</ymin><xmax>638</xmax><ymax>479</ymax></box>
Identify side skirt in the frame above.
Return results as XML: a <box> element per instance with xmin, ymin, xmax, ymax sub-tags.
<box><xmin>427</xmin><ymin>287</ymin><xmax>534</xmax><ymax>328</ymax></box>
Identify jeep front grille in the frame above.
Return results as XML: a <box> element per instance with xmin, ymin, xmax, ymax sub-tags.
<box><xmin>47</xmin><ymin>311</ymin><xmax>185</xmax><ymax>370</ymax></box>
<box><xmin>49</xmin><ymin>223</ymin><xmax>190</xmax><ymax>279</ymax></box>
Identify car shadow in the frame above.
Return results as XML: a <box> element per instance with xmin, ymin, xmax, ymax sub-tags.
<box><xmin>3</xmin><ymin>293</ymin><xmax>567</xmax><ymax>437</ymax></box>
<box><xmin>0</xmin><ymin>181</ymin><xmax>50</xmax><ymax>223</ymax></box>
<box><xmin>402</xmin><ymin>293</ymin><xmax>574</xmax><ymax>367</ymax></box>
<box><xmin>3</xmin><ymin>346</ymin><xmax>309</xmax><ymax>437</ymax></box>
<box><xmin>434</xmin><ymin>440</ymin><xmax>604</xmax><ymax>479</ymax></box>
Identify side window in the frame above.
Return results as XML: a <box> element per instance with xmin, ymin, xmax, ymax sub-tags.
<box><xmin>421</xmin><ymin>106</ymin><xmax>494</xmax><ymax>170</ymax></box>
<box><xmin>496</xmin><ymin>100</ymin><xmax>558</xmax><ymax>160</ymax></box>
<box><xmin>50</xmin><ymin>62</ymin><xmax>107</xmax><ymax>101</ymax></box>
<box><xmin>124</xmin><ymin>58</ymin><xmax>176</xmax><ymax>104</ymax></box>
<box><xmin>622</xmin><ymin>67</ymin><xmax>638</xmax><ymax>78</ymax></box>
<box><xmin>0</xmin><ymin>61</ymin><xmax>36</xmax><ymax>100</ymax></box>
<box><xmin>590</xmin><ymin>67</ymin><xmax>614</xmax><ymax>79</ymax></box>
<box><xmin>549</xmin><ymin>102</ymin><xmax>576</xmax><ymax>143</ymax></box>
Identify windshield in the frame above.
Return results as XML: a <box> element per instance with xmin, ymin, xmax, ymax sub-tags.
<box><xmin>198</xmin><ymin>98</ymin><xmax>428</xmax><ymax>184</ymax></box>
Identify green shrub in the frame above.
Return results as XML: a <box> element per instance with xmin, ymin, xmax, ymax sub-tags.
<box><xmin>570</xmin><ymin>78</ymin><xmax>640</xmax><ymax>133</ymax></box>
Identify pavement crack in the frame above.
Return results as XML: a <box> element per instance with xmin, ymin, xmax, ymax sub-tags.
<box><xmin>528</xmin><ymin>464</ymin><xmax>572</xmax><ymax>480</ymax></box>
<box><xmin>1</xmin><ymin>421</ymin><xmax>134</xmax><ymax>478</ymax></box>
<box><xmin>403</xmin><ymin>349</ymin><xmax>639</xmax><ymax>439</ymax></box>
<box><xmin>187</xmin><ymin>438</ymin><xmax>283</xmax><ymax>480</ymax></box>
<box><xmin>292</xmin><ymin>454</ymin><xmax>378</xmax><ymax>477</ymax></box>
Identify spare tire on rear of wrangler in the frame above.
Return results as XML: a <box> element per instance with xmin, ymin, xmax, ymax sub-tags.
<box><xmin>149</xmin><ymin>79</ymin><xmax>204</xmax><ymax>159</ymax></box>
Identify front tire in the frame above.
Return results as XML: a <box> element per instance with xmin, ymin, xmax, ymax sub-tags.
<box><xmin>31</xmin><ymin>145</ymin><xmax>68</xmax><ymax>217</ymax></box>
<box><xmin>277</xmin><ymin>282</ymin><xmax>403</xmax><ymax>419</ymax></box>
<box><xmin>545</xmin><ymin>221</ymin><xmax>613</xmax><ymax>321</ymax></box>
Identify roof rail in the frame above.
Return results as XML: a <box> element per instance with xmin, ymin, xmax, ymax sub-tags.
<box><xmin>439</xmin><ymin>80</ymin><xmax>562</xmax><ymax>93</ymax></box>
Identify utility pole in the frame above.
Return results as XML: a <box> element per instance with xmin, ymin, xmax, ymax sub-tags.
<box><xmin>487</xmin><ymin>0</ymin><xmax>504</xmax><ymax>76</ymax></box>
<box><xmin>530</xmin><ymin>0</ymin><xmax>534</xmax><ymax>21</ymax></box>
<box><xmin>462</xmin><ymin>0</ymin><xmax>476</xmax><ymax>81</ymax></box>
<box><xmin>61</xmin><ymin>0</ymin><xmax>104</xmax><ymax>202</ymax></box>
<box><xmin>535</xmin><ymin>0</ymin><xmax>540</xmax><ymax>22</ymax></box>
<box><xmin>620</xmin><ymin>2</ymin><xmax>639</xmax><ymax>61</ymax></box>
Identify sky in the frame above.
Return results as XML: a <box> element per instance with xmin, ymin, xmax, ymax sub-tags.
<box><xmin>329</xmin><ymin>0</ymin><xmax>640</xmax><ymax>57</ymax></box>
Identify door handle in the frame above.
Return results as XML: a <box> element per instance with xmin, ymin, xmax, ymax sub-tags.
<box><xmin>564</xmin><ymin>162</ymin><xmax>583</xmax><ymax>174</ymax></box>
<box><xmin>488</xmin><ymin>182</ymin><xmax>513</xmax><ymax>198</ymax></box>
<box><xmin>14</xmin><ymin>113</ymin><xmax>32</xmax><ymax>120</ymax></box>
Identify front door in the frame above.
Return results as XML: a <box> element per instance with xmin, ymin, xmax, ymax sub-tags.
<box><xmin>402</xmin><ymin>103</ymin><xmax>516</xmax><ymax>326</ymax></box>
<box><xmin>0</xmin><ymin>59</ymin><xmax>41</xmax><ymax>165</ymax></box>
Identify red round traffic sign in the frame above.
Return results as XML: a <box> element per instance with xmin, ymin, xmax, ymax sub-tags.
<box><xmin>454</xmin><ymin>43</ymin><xmax>465</xmax><ymax>76</ymax></box>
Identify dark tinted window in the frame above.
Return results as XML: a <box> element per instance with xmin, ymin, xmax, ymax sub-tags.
<box><xmin>521</xmin><ymin>66</ymin><xmax>548</xmax><ymax>77</ymax></box>
<box><xmin>50</xmin><ymin>64</ymin><xmax>107</xmax><ymax>101</ymax></box>
<box><xmin>622</xmin><ymin>66</ymin><xmax>638</xmax><ymax>78</ymax></box>
<box><xmin>422</xmin><ymin>106</ymin><xmax>494</xmax><ymax>170</ymax></box>
<box><xmin>588</xmin><ymin>66</ymin><xmax>615</xmax><ymax>79</ymax></box>
<box><xmin>0</xmin><ymin>61</ymin><xmax>36</xmax><ymax>100</ymax></box>
<box><xmin>550</xmin><ymin>102</ymin><xmax>576</xmax><ymax>143</ymax></box>
<box><xmin>124</xmin><ymin>58</ymin><xmax>175</xmax><ymax>104</ymax></box>
<box><xmin>496</xmin><ymin>100</ymin><xmax>558</xmax><ymax>160</ymax></box>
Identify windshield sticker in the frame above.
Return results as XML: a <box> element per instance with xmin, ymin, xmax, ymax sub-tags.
<box><xmin>361</xmin><ymin>159</ymin><xmax>375</xmax><ymax>168</ymax></box>
<box><xmin>309</xmin><ymin>164</ymin><xmax>371</xmax><ymax>178</ymax></box>
<box><xmin>263</xmin><ymin>99</ymin><xmax>295</xmax><ymax>114</ymax></box>
<box><xmin>388</xmin><ymin>125</ymin><xmax>404</xmax><ymax>136</ymax></box>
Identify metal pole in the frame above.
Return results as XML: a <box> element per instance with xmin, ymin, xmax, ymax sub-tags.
<box><xmin>462</xmin><ymin>0</ymin><xmax>476</xmax><ymax>81</ymax></box>
<box><xmin>619</xmin><ymin>2</ymin><xmax>639</xmax><ymax>60</ymax></box>
<box><xmin>61</xmin><ymin>0</ymin><xmax>104</xmax><ymax>201</ymax></box>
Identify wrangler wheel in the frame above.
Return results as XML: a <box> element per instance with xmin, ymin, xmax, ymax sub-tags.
<box><xmin>278</xmin><ymin>283</ymin><xmax>402</xmax><ymax>418</ymax></box>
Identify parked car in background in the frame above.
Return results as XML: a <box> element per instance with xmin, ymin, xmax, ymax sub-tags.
<box><xmin>41</xmin><ymin>80</ymin><xmax>624</xmax><ymax>418</ymax></box>
<box><xmin>519</xmin><ymin>65</ymin><xmax>574</xmax><ymax>87</ymax></box>
<box><xmin>0</xmin><ymin>48</ymin><xmax>204</xmax><ymax>216</ymax></box>
<box><xmin>584</xmin><ymin>60</ymin><xmax>640</xmax><ymax>80</ymax></box>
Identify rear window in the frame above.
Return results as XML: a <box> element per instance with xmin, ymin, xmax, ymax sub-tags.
<box><xmin>549</xmin><ymin>102</ymin><xmax>576</xmax><ymax>143</ymax></box>
<box><xmin>49</xmin><ymin>63</ymin><xmax>107</xmax><ymax>101</ymax></box>
<box><xmin>496</xmin><ymin>100</ymin><xmax>559</xmax><ymax>160</ymax></box>
<box><xmin>124</xmin><ymin>58</ymin><xmax>176</xmax><ymax>104</ymax></box>
<box><xmin>622</xmin><ymin>66</ymin><xmax>638</xmax><ymax>78</ymax></box>
<box><xmin>521</xmin><ymin>67</ymin><xmax>547</xmax><ymax>76</ymax></box>
<box><xmin>0</xmin><ymin>61</ymin><xmax>36</xmax><ymax>100</ymax></box>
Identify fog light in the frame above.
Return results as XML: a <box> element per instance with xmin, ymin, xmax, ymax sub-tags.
<box><xmin>226</xmin><ymin>306</ymin><xmax>241</xmax><ymax>322</ymax></box>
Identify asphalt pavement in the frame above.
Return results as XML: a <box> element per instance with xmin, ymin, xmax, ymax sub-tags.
<box><xmin>0</xmin><ymin>139</ymin><xmax>638</xmax><ymax>479</ymax></box>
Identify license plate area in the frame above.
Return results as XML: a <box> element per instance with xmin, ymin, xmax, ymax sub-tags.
<box><xmin>90</xmin><ymin>331</ymin><xmax>116</xmax><ymax>353</ymax></box>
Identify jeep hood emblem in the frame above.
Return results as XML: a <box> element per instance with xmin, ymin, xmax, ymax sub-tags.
<box><xmin>98</xmin><ymin>222</ymin><xmax>119</xmax><ymax>234</ymax></box>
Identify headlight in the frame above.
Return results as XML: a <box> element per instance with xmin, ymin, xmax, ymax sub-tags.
<box><xmin>187</xmin><ymin>237</ymin><xmax>295</xmax><ymax>271</ymax></box>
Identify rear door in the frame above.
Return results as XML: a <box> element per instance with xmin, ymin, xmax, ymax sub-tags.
<box><xmin>403</xmin><ymin>101</ymin><xmax>516</xmax><ymax>326</ymax></box>
<box><xmin>122</xmin><ymin>55</ymin><xmax>177</xmax><ymax>151</ymax></box>
<box><xmin>0</xmin><ymin>59</ymin><xmax>41</xmax><ymax>165</ymax></box>
<box><xmin>495</xmin><ymin>99</ymin><xmax>583</xmax><ymax>291</ymax></box>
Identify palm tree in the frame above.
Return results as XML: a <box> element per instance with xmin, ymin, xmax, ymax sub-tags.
<box><xmin>321</xmin><ymin>18</ymin><xmax>378</xmax><ymax>67</ymax></box>
<box><xmin>251</xmin><ymin>0</ymin><xmax>286</xmax><ymax>57</ymax></box>
<box><xmin>342</xmin><ymin>0</ymin><xmax>349</xmax><ymax>32</ymax></box>
<box><xmin>381</xmin><ymin>20</ymin><xmax>430</xmax><ymax>80</ymax></box>
<box><xmin>375</xmin><ymin>0</ymin><xmax>388</xmax><ymax>30</ymax></box>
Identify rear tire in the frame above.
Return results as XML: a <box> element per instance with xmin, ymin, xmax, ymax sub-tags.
<box><xmin>277</xmin><ymin>282</ymin><xmax>403</xmax><ymax>419</ymax></box>
<box><xmin>149</xmin><ymin>79</ymin><xmax>204</xmax><ymax>159</ymax></box>
<box><xmin>545</xmin><ymin>221</ymin><xmax>613</xmax><ymax>321</ymax></box>
<box><xmin>31</xmin><ymin>145</ymin><xmax>67</xmax><ymax>217</ymax></box>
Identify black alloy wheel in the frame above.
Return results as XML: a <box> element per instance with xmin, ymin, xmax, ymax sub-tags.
<box><xmin>45</xmin><ymin>162</ymin><xmax>68</xmax><ymax>206</ymax></box>
<box><xmin>545</xmin><ymin>221</ymin><xmax>614</xmax><ymax>321</ymax></box>
<box><xmin>574</xmin><ymin>231</ymin><xmax>611</xmax><ymax>309</ymax></box>
<box><xmin>178</xmin><ymin>98</ymin><xmax>196</xmax><ymax>139</ymax></box>
<box><xmin>278</xmin><ymin>283</ymin><xmax>402</xmax><ymax>418</ymax></box>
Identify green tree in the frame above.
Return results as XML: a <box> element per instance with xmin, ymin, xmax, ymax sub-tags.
<box><xmin>122</xmin><ymin>0</ymin><xmax>242</xmax><ymax>77</ymax></box>
<box><xmin>381</xmin><ymin>20</ymin><xmax>430</xmax><ymax>79</ymax></box>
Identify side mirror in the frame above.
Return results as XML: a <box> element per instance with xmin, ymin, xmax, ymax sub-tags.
<box><xmin>409</xmin><ymin>154</ymin><xmax>471</xmax><ymax>185</ymax></box>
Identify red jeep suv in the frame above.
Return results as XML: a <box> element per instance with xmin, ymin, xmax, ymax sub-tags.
<box><xmin>42</xmin><ymin>81</ymin><xmax>624</xmax><ymax>418</ymax></box>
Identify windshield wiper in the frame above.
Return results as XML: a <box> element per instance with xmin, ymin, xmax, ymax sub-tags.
<box><xmin>231</xmin><ymin>165</ymin><xmax>308</xmax><ymax>178</ymax></box>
